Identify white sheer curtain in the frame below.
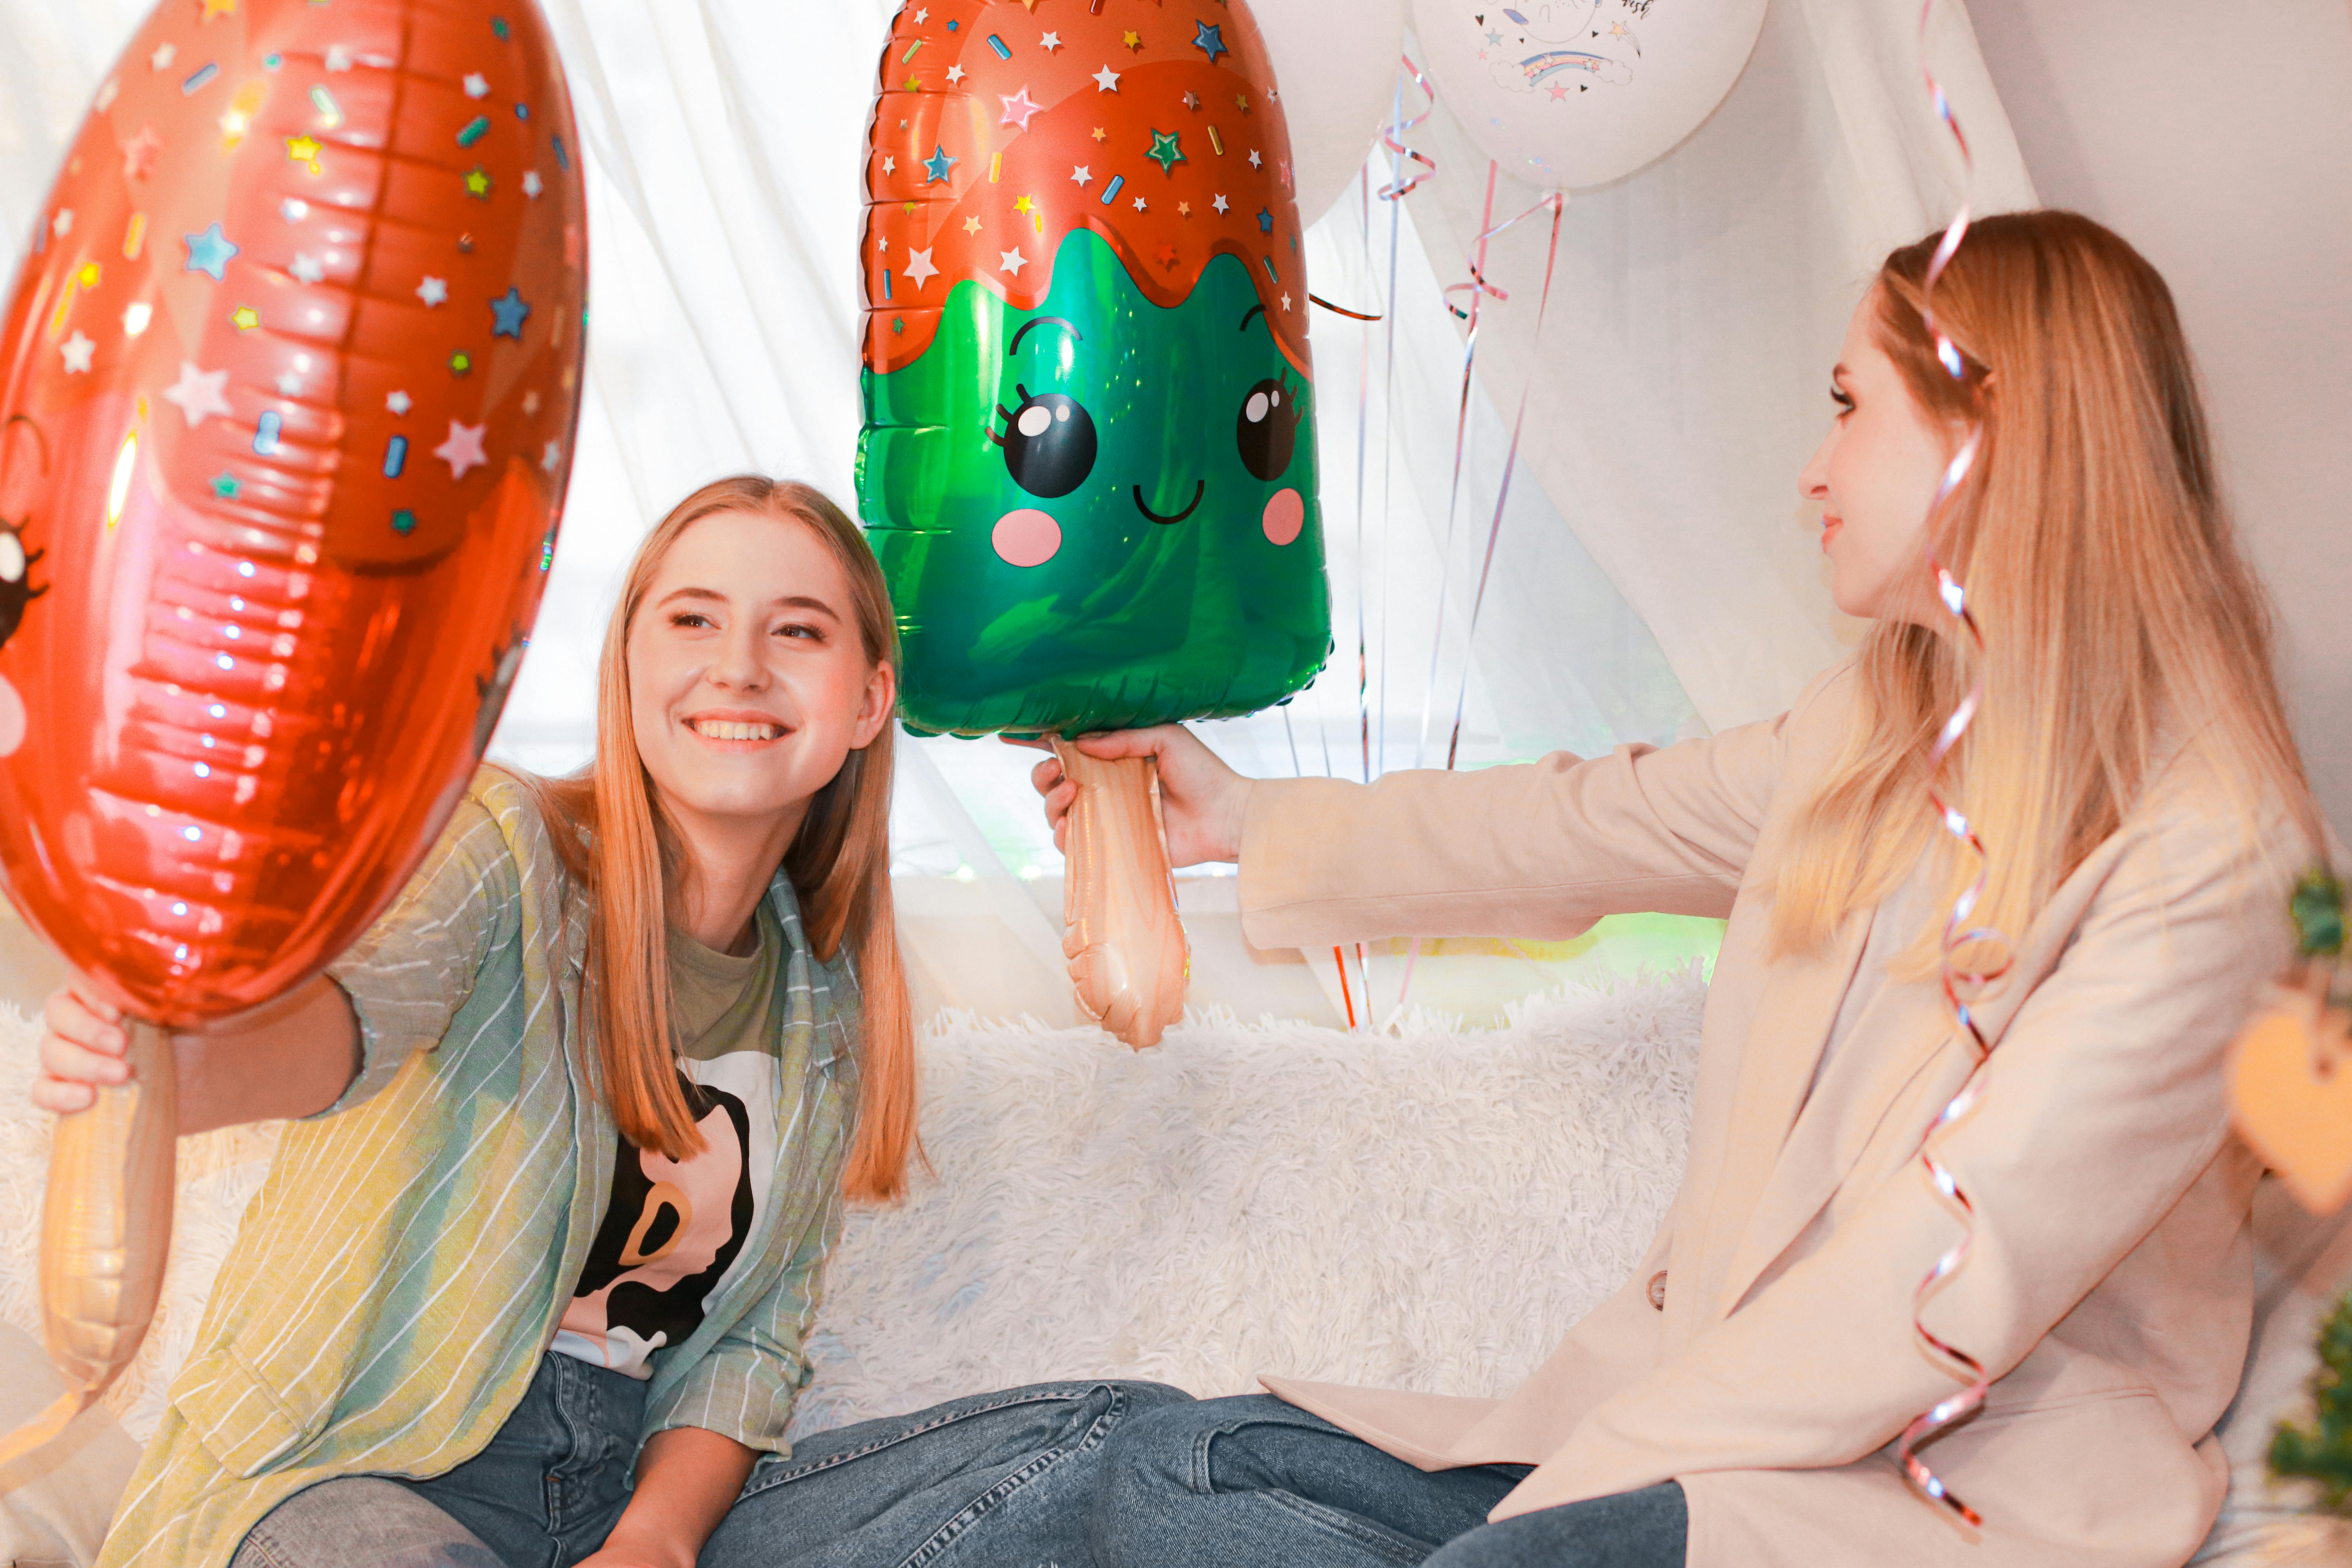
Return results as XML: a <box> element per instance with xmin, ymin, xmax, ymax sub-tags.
<box><xmin>0</xmin><ymin>0</ymin><xmax>2034</xmax><ymax>1027</ymax></box>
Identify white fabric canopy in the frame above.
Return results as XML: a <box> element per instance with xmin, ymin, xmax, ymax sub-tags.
<box><xmin>0</xmin><ymin>0</ymin><xmax>2033</xmax><ymax>1025</ymax></box>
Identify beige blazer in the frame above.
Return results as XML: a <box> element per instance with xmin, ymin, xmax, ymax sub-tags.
<box><xmin>1238</xmin><ymin>661</ymin><xmax>2304</xmax><ymax>1568</ymax></box>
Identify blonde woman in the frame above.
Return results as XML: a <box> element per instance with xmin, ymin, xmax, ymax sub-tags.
<box><xmin>1031</xmin><ymin>211</ymin><xmax>2331</xmax><ymax>1568</ymax></box>
<box><xmin>35</xmin><ymin>477</ymin><xmax>1183</xmax><ymax>1568</ymax></box>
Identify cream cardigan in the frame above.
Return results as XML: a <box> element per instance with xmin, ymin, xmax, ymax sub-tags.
<box><xmin>1241</xmin><ymin>661</ymin><xmax>2303</xmax><ymax>1568</ymax></box>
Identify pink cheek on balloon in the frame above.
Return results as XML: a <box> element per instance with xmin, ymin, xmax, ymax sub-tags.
<box><xmin>1261</xmin><ymin>487</ymin><xmax>1305</xmax><ymax>546</ymax></box>
<box><xmin>991</xmin><ymin>508</ymin><xmax>1063</xmax><ymax>569</ymax></box>
<box><xmin>0</xmin><ymin>676</ymin><xmax>21</xmax><ymax>758</ymax></box>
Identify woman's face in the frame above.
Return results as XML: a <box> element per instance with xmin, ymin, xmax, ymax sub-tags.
<box><xmin>628</xmin><ymin>509</ymin><xmax>893</xmax><ymax>842</ymax></box>
<box><xmin>1798</xmin><ymin>287</ymin><xmax>1956</xmax><ymax>622</ymax></box>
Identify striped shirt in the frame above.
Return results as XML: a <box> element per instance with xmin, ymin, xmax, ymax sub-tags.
<box><xmin>96</xmin><ymin>767</ymin><xmax>858</xmax><ymax>1568</ymax></box>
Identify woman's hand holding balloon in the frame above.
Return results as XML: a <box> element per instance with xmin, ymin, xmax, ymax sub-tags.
<box><xmin>31</xmin><ymin>980</ymin><xmax>134</xmax><ymax>1115</ymax></box>
<box><xmin>31</xmin><ymin>974</ymin><xmax>360</xmax><ymax>1133</ymax></box>
<box><xmin>1020</xmin><ymin>727</ymin><xmax>1253</xmax><ymax>867</ymax></box>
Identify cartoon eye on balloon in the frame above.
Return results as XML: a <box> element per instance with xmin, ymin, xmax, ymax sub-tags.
<box><xmin>991</xmin><ymin>385</ymin><xmax>1098</xmax><ymax>499</ymax></box>
<box><xmin>0</xmin><ymin>519</ymin><xmax>49</xmax><ymax>650</ymax></box>
<box><xmin>0</xmin><ymin>413</ymin><xmax>52</xmax><ymax>759</ymax></box>
<box><xmin>1236</xmin><ymin>370</ymin><xmax>1305</xmax><ymax>483</ymax></box>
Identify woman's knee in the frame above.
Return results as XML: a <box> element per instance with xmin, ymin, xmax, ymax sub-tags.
<box><xmin>232</xmin><ymin>1476</ymin><xmax>501</xmax><ymax>1568</ymax></box>
<box><xmin>1097</xmin><ymin>1392</ymin><xmax>1321</xmax><ymax>1499</ymax></box>
<box><xmin>1108</xmin><ymin>1379</ymin><xmax>1196</xmax><ymax>1421</ymax></box>
<box><xmin>1423</xmin><ymin>1482</ymin><xmax>1687</xmax><ymax>1568</ymax></box>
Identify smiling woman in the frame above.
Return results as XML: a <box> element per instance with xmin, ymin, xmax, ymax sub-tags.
<box><xmin>527</xmin><ymin>477</ymin><xmax>912</xmax><ymax>1189</ymax></box>
<box><xmin>35</xmin><ymin>472</ymin><xmax>1188</xmax><ymax>1568</ymax></box>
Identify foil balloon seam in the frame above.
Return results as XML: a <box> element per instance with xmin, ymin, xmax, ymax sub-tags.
<box><xmin>1895</xmin><ymin>0</ymin><xmax>2014</xmax><ymax>1531</ymax></box>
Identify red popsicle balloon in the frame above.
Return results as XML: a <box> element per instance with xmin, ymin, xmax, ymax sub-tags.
<box><xmin>0</xmin><ymin>0</ymin><xmax>586</xmax><ymax>1446</ymax></box>
<box><xmin>0</xmin><ymin>0</ymin><xmax>584</xmax><ymax>1020</ymax></box>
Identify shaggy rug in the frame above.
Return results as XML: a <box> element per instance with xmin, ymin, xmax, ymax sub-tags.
<box><xmin>0</xmin><ymin>976</ymin><xmax>1705</xmax><ymax>1446</ymax></box>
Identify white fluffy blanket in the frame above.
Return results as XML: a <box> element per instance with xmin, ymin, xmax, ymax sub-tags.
<box><xmin>0</xmin><ymin>975</ymin><xmax>1706</xmax><ymax>1446</ymax></box>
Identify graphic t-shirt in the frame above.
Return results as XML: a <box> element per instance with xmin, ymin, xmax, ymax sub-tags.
<box><xmin>550</xmin><ymin>900</ymin><xmax>787</xmax><ymax>1379</ymax></box>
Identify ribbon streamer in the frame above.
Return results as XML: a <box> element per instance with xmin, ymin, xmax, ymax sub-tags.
<box><xmin>1895</xmin><ymin>0</ymin><xmax>2013</xmax><ymax>1530</ymax></box>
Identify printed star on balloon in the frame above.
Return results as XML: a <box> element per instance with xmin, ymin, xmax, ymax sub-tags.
<box><xmin>858</xmin><ymin>0</ymin><xmax>1309</xmax><ymax>380</ymax></box>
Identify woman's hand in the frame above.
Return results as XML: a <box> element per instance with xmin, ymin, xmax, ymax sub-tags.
<box><xmin>26</xmin><ymin>974</ymin><xmax>361</xmax><ymax>1131</ymax></box>
<box><xmin>31</xmin><ymin>976</ymin><xmax>135</xmax><ymax>1115</ymax></box>
<box><xmin>583</xmin><ymin>1426</ymin><xmax>757</xmax><ymax>1568</ymax></box>
<box><xmin>1015</xmin><ymin>726</ymin><xmax>1253</xmax><ymax>867</ymax></box>
<box><xmin>575</xmin><ymin>1545</ymin><xmax>691</xmax><ymax>1568</ymax></box>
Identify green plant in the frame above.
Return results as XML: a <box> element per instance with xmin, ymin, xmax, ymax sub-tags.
<box><xmin>2274</xmin><ymin>1291</ymin><xmax>2352</xmax><ymax>1512</ymax></box>
<box><xmin>2269</xmin><ymin>865</ymin><xmax>2352</xmax><ymax>1509</ymax></box>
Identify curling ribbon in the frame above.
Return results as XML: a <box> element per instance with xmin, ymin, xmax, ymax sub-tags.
<box><xmin>1894</xmin><ymin>0</ymin><xmax>2014</xmax><ymax>1530</ymax></box>
<box><xmin>1378</xmin><ymin>55</ymin><xmax>1437</xmax><ymax>201</ymax></box>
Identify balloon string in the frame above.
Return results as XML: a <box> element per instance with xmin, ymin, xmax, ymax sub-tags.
<box><xmin>1372</xmin><ymin>62</ymin><xmax>1429</xmax><ymax>786</ymax></box>
<box><xmin>1391</xmin><ymin>187</ymin><xmax>1568</xmax><ymax>1023</ymax></box>
<box><xmin>1354</xmin><ymin>160</ymin><xmax>1377</xmax><ymax>790</ymax></box>
<box><xmin>1412</xmin><ymin>160</ymin><xmax>1501</xmax><ymax>771</ymax></box>
<box><xmin>1443</xmin><ymin>192</ymin><xmax>1566</xmax><ymax>772</ymax></box>
<box><xmin>1896</xmin><ymin>0</ymin><xmax>2011</xmax><ymax>1531</ymax></box>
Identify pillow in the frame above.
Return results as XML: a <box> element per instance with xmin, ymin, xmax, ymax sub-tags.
<box><xmin>0</xmin><ymin>1323</ymin><xmax>143</xmax><ymax>1568</ymax></box>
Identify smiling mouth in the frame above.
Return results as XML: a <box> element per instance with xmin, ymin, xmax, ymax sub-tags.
<box><xmin>688</xmin><ymin>717</ymin><xmax>788</xmax><ymax>742</ymax></box>
<box><xmin>1131</xmin><ymin>480</ymin><xmax>1205</xmax><ymax>525</ymax></box>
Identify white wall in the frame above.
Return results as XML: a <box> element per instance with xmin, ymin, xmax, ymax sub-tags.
<box><xmin>1967</xmin><ymin>0</ymin><xmax>2352</xmax><ymax>838</ymax></box>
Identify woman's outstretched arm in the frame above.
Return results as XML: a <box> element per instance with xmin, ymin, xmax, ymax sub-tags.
<box><xmin>1027</xmin><ymin>663</ymin><xmax>1846</xmax><ymax>949</ymax></box>
<box><xmin>31</xmin><ymin>972</ymin><xmax>360</xmax><ymax>1131</ymax></box>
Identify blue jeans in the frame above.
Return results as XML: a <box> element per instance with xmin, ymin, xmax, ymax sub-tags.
<box><xmin>1089</xmin><ymin>1395</ymin><xmax>1686</xmax><ymax>1568</ymax></box>
<box><xmin>231</xmin><ymin>1352</ymin><xmax>1190</xmax><ymax>1568</ymax></box>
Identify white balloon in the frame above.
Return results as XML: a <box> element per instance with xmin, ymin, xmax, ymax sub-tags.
<box><xmin>1252</xmin><ymin>0</ymin><xmax>1406</xmax><ymax>226</ymax></box>
<box><xmin>1410</xmin><ymin>0</ymin><xmax>1767</xmax><ymax>190</ymax></box>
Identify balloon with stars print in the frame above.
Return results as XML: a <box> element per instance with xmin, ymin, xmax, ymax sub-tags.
<box><xmin>858</xmin><ymin>0</ymin><xmax>1329</xmax><ymax>1049</ymax></box>
<box><xmin>0</xmin><ymin>0</ymin><xmax>587</xmax><ymax>1450</ymax></box>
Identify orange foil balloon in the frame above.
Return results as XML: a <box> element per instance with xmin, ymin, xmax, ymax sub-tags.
<box><xmin>0</xmin><ymin>0</ymin><xmax>586</xmax><ymax>1024</ymax></box>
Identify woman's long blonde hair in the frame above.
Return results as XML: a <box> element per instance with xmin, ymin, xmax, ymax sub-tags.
<box><xmin>525</xmin><ymin>475</ymin><xmax>917</xmax><ymax>1203</ymax></box>
<box><xmin>1773</xmin><ymin>210</ymin><xmax>2316</xmax><ymax>957</ymax></box>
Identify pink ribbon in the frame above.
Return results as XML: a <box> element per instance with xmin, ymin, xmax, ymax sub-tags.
<box><xmin>1895</xmin><ymin>0</ymin><xmax>2013</xmax><ymax>1530</ymax></box>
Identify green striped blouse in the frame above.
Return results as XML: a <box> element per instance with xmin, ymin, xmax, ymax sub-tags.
<box><xmin>96</xmin><ymin>768</ymin><xmax>859</xmax><ymax>1568</ymax></box>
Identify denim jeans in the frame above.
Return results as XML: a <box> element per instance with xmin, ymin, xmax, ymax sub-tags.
<box><xmin>231</xmin><ymin>1352</ymin><xmax>1191</xmax><ymax>1568</ymax></box>
<box><xmin>1089</xmin><ymin>1395</ymin><xmax>1687</xmax><ymax>1568</ymax></box>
